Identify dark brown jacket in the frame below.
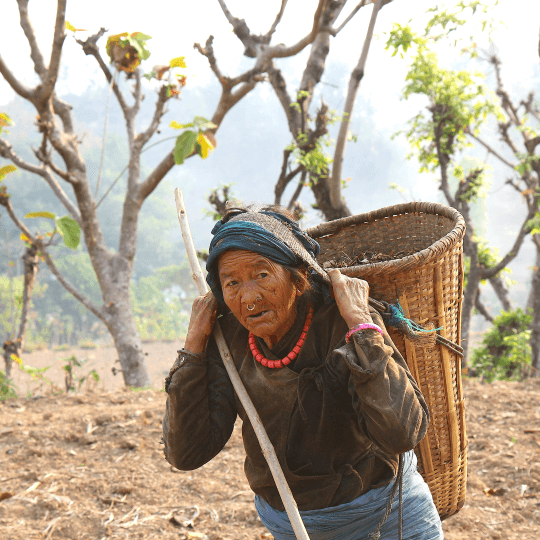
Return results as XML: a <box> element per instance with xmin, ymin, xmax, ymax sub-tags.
<box><xmin>163</xmin><ymin>300</ymin><xmax>429</xmax><ymax>511</ymax></box>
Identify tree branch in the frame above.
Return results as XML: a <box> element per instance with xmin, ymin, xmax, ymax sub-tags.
<box><xmin>129</xmin><ymin>68</ymin><xmax>143</xmax><ymax>120</ymax></box>
<box><xmin>0</xmin><ymin>198</ymin><xmax>106</xmax><ymax>319</ymax></box>
<box><xmin>482</xmin><ymin>209</ymin><xmax>535</xmax><ymax>279</ymax></box>
<box><xmin>76</xmin><ymin>29</ymin><xmax>129</xmax><ymax>117</ymax></box>
<box><xmin>40</xmin><ymin>248</ymin><xmax>104</xmax><ymax>321</ymax></box>
<box><xmin>38</xmin><ymin>0</ymin><xmax>66</xmax><ymax>106</ymax></box>
<box><xmin>34</xmin><ymin>146</ymin><xmax>72</xmax><ymax>183</ymax></box>
<box><xmin>274</xmin><ymin>149</ymin><xmax>292</xmax><ymax>205</ymax></box>
<box><xmin>217</xmin><ymin>0</ymin><xmax>241</xmax><ymax>30</ymax></box>
<box><xmin>525</xmin><ymin>135</ymin><xmax>540</xmax><ymax>155</ymax></box>
<box><xmin>330</xmin><ymin>0</ymin><xmax>383</xmax><ymax>207</ymax></box>
<box><xmin>194</xmin><ymin>36</ymin><xmax>264</xmax><ymax>130</ymax></box>
<box><xmin>0</xmin><ymin>137</ymin><xmax>81</xmax><ymax>223</ymax></box>
<box><xmin>140</xmin><ymin>37</ymin><xmax>264</xmax><ymax>205</ymax></box>
<box><xmin>136</xmin><ymin>85</ymin><xmax>168</xmax><ymax>148</ymax></box>
<box><xmin>267</xmin><ymin>62</ymin><xmax>299</xmax><ymax>136</ymax></box>
<box><xmin>521</xmin><ymin>92</ymin><xmax>540</xmax><ymax>124</ymax></box>
<box><xmin>194</xmin><ymin>36</ymin><xmax>224</xmax><ymax>82</ymax></box>
<box><xmin>498</xmin><ymin>121</ymin><xmax>520</xmax><ymax>156</ymax></box>
<box><xmin>17</xmin><ymin>0</ymin><xmax>47</xmax><ymax>79</ymax></box>
<box><xmin>16</xmin><ymin>2</ymin><xmax>75</xmax><ymax>133</ymax></box>
<box><xmin>52</xmin><ymin>96</ymin><xmax>74</xmax><ymax>134</ymax></box>
<box><xmin>137</xmin><ymin>152</ymin><xmax>176</xmax><ymax>203</ymax></box>
<box><xmin>218</xmin><ymin>0</ymin><xmax>328</xmax><ymax>60</ymax></box>
<box><xmin>330</xmin><ymin>0</ymin><xmax>367</xmax><ymax>36</ymax></box>
<box><xmin>533</xmin><ymin>233</ymin><xmax>540</xmax><ymax>251</ymax></box>
<box><xmin>264</xmin><ymin>0</ymin><xmax>288</xmax><ymax>40</ymax></box>
<box><xmin>0</xmin><ymin>54</ymin><xmax>35</xmax><ymax>100</ymax></box>
<box><xmin>491</xmin><ymin>54</ymin><xmax>521</xmax><ymax>128</ymax></box>
<box><xmin>466</xmin><ymin>130</ymin><xmax>517</xmax><ymax>170</ymax></box>
<box><xmin>489</xmin><ymin>273</ymin><xmax>512</xmax><ymax>311</ymax></box>
<box><xmin>212</xmin><ymin>80</ymin><xmax>261</xmax><ymax>129</ymax></box>
<box><xmin>475</xmin><ymin>292</ymin><xmax>494</xmax><ymax>323</ymax></box>
<box><xmin>287</xmin><ymin>170</ymin><xmax>307</xmax><ymax>210</ymax></box>
<box><xmin>275</xmin><ymin>163</ymin><xmax>302</xmax><ymax>206</ymax></box>
<box><xmin>269</xmin><ymin>0</ymin><xmax>328</xmax><ymax>59</ymax></box>
<box><xmin>298</xmin><ymin>1</ymin><xmax>347</xmax><ymax>115</ymax></box>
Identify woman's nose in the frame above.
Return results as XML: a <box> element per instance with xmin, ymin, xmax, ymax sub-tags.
<box><xmin>241</xmin><ymin>282</ymin><xmax>261</xmax><ymax>305</ymax></box>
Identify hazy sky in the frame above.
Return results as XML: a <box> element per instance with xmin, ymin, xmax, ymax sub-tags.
<box><xmin>1</xmin><ymin>0</ymin><xmax>539</xmax><ymax>118</ymax></box>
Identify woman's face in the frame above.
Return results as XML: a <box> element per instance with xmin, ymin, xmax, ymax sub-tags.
<box><xmin>218</xmin><ymin>250</ymin><xmax>302</xmax><ymax>347</ymax></box>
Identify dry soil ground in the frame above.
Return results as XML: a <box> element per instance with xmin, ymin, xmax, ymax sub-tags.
<box><xmin>1</xmin><ymin>342</ymin><xmax>539</xmax><ymax>540</ymax></box>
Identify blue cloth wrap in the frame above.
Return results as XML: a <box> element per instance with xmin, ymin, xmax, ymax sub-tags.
<box><xmin>254</xmin><ymin>451</ymin><xmax>443</xmax><ymax>540</ymax></box>
<box><xmin>206</xmin><ymin>212</ymin><xmax>324</xmax><ymax>304</ymax></box>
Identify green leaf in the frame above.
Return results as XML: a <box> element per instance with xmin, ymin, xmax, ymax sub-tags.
<box><xmin>25</xmin><ymin>211</ymin><xmax>55</xmax><ymax>219</ymax></box>
<box><xmin>192</xmin><ymin>116</ymin><xmax>217</xmax><ymax>131</ymax></box>
<box><xmin>170</xmin><ymin>56</ymin><xmax>187</xmax><ymax>68</ymax></box>
<box><xmin>144</xmin><ymin>70</ymin><xmax>158</xmax><ymax>81</ymax></box>
<box><xmin>131</xmin><ymin>32</ymin><xmax>152</xmax><ymax>42</ymax></box>
<box><xmin>129</xmin><ymin>33</ymin><xmax>151</xmax><ymax>61</ymax></box>
<box><xmin>170</xmin><ymin>120</ymin><xmax>193</xmax><ymax>129</ymax></box>
<box><xmin>173</xmin><ymin>130</ymin><xmax>198</xmax><ymax>165</ymax></box>
<box><xmin>55</xmin><ymin>215</ymin><xmax>81</xmax><ymax>249</ymax></box>
<box><xmin>0</xmin><ymin>112</ymin><xmax>13</xmax><ymax>134</ymax></box>
<box><xmin>0</xmin><ymin>165</ymin><xmax>17</xmax><ymax>180</ymax></box>
<box><xmin>10</xmin><ymin>353</ymin><xmax>22</xmax><ymax>366</ymax></box>
<box><xmin>65</xmin><ymin>21</ymin><xmax>86</xmax><ymax>33</ymax></box>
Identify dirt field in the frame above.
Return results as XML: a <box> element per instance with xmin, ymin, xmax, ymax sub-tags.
<box><xmin>1</xmin><ymin>342</ymin><xmax>540</xmax><ymax>539</ymax></box>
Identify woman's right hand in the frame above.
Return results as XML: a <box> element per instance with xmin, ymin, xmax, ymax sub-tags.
<box><xmin>183</xmin><ymin>291</ymin><xmax>218</xmax><ymax>354</ymax></box>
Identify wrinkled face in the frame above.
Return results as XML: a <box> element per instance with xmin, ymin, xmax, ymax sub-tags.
<box><xmin>218</xmin><ymin>250</ymin><xmax>301</xmax><ymax>345</ymax></box>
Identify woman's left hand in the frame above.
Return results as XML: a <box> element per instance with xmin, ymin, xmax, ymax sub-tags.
<box><xmin>328</xmin><ymin>268</ymin><xmax>373</xmax><ymax>328</ymax></box>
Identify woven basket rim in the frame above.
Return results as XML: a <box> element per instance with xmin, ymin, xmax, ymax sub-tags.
<box><xmin>305</xmin><ymin>201</ymin><xmax>466</xmax><ymax>274</ymax></box>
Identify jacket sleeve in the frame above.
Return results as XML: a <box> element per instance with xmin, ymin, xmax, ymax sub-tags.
<box><xmin>331</xmin><ymin>311</ymin><xmax>430</xmax><ymax>455</ymax></box>
<box><xmin>162</xmin><ymin>342</ymin><xmax>237</xmax><ymax>470</ymax></box>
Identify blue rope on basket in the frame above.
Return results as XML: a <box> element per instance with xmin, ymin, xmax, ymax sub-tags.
<box><xmin>386</xmin><ymin>300</ymin><xmax>442</xmax><ymax>333</ymax></box>
<box><xmin>374</xmin><ymin>299</ymin><xmax>463</xmax><ymax>357</ymax></box>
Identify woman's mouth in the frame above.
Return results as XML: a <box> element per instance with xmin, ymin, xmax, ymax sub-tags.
<box><xmin>247</xmin><ymin>310</ymin><xmax>269</xmax><ymax>320</ymax></box>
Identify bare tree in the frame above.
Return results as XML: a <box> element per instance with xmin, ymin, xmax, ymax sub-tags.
<box><xmin>201</xmin><ymin>0</ymin><xmax>394</xmax><ymax>221</ymax></box>
<box><xmin>0</xmin><ymin>0</ymin><xmax>267</xmax><ymax>386</ymax></box>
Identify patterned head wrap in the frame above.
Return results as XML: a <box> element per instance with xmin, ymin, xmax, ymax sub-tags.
<box><xmin>206</xmin><ymin>210</ymin><xmax>330</xmax><ymax>304</ymax></box>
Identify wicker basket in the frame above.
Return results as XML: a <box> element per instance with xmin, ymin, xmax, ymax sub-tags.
<box><xmin>306</xmin><ymin>201</ymin><xmax>467</xmax><ymax>520</ymax></box>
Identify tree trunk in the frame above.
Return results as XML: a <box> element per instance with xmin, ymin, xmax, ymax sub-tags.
<box><xmin>311</xmin><ymin>172</ymin><xmax>351</xmax><ymax>221</ymax></box>
<box><xmin>3</xmin><ymin>244</ymin><xmax>39</xmax><ymax>379</ymax></box>
<box><xmin>489</xmin><ymin>273</ymin><xmax>512</xmax><ymax>311</ymax></box>
<box><xmin>104</xmin><ymin>292</ymin><xmax>152</xmax><ymax>388</ymax></box>
<box><xmin>529</xmin><ymin>248</ymin><xmax>540</xmax><ymax>376</ymax></box>
<box><xmin>459</xmin><ymin>202</ymin><xmax>482</xmax><ymax>367</ymax></box>
<box><xmin>94</xmin><ymin>249</ymin><xmax>152</xmax><ymax>388</ymax></box>
<box><xmin>475</xmin><ymin>291</ymin><xmax>494</xmax><ymax>323</ymax></box>
<box><xmin>461</xmin><ymin>262</ymin><xmax>482</xmax><ymax>367</ymax></box>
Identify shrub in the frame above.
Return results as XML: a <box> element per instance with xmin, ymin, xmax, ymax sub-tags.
<box><xmin>470</xmin><ymin>308</ymin><xmax>533</xmax><ymax>382</ymax></box>
<box><xmin>0</xmin><ymin>370</ymin><xmax>17</xmax><ymax>401</ymax></box>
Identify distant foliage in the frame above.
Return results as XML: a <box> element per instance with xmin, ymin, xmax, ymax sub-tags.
<box><xmin>131</xmin><ymin>262</ymin><xmax>196</xmax><ymax>341</ymax></box>
<box><xmin>0</xmin><ymin>369</ymin><xmax>17</xmax><ymax>401</ymax></box>
<box><xmin>470</xmin><ymin>308</ymin><xmax>533</xmax><ymax>382</ymax></box>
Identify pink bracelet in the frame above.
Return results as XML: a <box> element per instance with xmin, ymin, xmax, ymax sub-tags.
<box><xmin>346</xmin><ymin>323</ymin><xmax>384</xmax><ymax>343</ymax></box>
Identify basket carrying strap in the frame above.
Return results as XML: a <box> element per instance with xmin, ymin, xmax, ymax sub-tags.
<box><xmin>367</xmin><ymin>298</ymin><xmax>464</xmax><ymax>358</ymax></box>
<box><xmin>368</xmin><ymin>453</ymin><xmax>404</xmax><ymax>540</ymax></box>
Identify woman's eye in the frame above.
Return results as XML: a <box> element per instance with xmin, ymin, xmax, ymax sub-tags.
<box><xmin>258</xmin><ymin>272</ymin><xmax>268</xmax><ymax>279</ymax></box>
<box><xmin>226</xmin><ymin>280</ymin><xmax>238</xmax><ymax>287</ymax></box>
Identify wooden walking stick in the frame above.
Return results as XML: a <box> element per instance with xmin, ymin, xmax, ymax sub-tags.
<box><xmin>174</xmin><ymin>188</ymin><xmax>310</xmax><ymax>540</ymax></box>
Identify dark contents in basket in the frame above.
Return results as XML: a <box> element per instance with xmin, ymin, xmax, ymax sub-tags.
<box><xmin>322</xmin><ymin>247</ymin><xmax>418</xmax><ymax>268</ymax></box>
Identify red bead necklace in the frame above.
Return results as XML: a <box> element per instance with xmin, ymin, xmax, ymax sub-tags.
<box><xmin>249</xmin><ymin>305</ymin><xmax>314</xmax><ymax>369</ymax></box>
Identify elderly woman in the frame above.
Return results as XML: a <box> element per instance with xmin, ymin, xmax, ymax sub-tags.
<box><xmin>163</xmin><ymin>205</ymin><xmax>443</xmax><ymax>540</ymax></box>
